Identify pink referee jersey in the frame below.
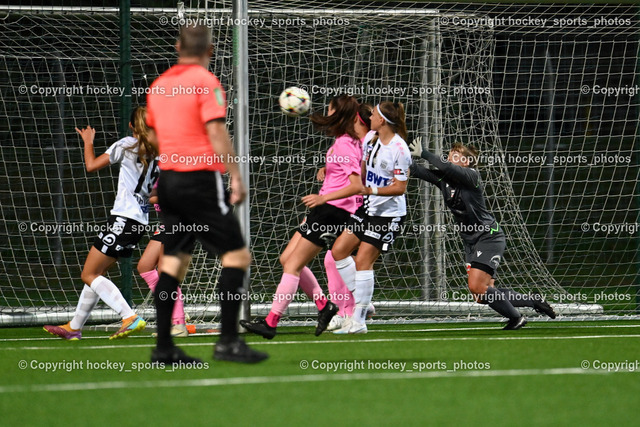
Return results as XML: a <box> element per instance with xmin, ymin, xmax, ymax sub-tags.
<box><xmin>319</xmin><ymin>134</ymin><xmax>363</xmax><ymax>214</ymax></box>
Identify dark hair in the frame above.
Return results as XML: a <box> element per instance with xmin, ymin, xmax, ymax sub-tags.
<box><xmin>128</xmin><ymin>106</ymin><xmax>157</xmax><ymax>168</ymax></box>
<box><xmin>179</xmin><ymin>24</ymin><xmax>211</xmax><ymax>57</ymax></box>
<box><xmin>357</xmin><ymin>103</ymin><xmax>373</xmax><ymax>130</ymax></box>
<box><xmin>451</xmin><ymin>142</ymin><xmax>479</xmax><ymax>168</ymax></box>
<box><xmin>378</xmin><ymin>101</ymin><xmax>408</xmax><ymax>141</ymax></box>
<box><xmin>309</xmin><ymin>95</ymin><xmax>359</xmax><ymax>139</ymax></box>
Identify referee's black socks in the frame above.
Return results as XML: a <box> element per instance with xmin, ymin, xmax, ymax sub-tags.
<box><xmin>154</xmin><ymin>272</ymin><xmax>180</xmax><ymax>350</ymax></box>
<box><xmin>218</xmin><ymin>267</ymin><xmax>245</xmax><ymax>343</ymax></box>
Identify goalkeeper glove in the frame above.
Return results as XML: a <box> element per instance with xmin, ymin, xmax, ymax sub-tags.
<box><xmin>409</xmin><ymin>136</ymin><xmax>424</xmax><ymax>158</ymax></box>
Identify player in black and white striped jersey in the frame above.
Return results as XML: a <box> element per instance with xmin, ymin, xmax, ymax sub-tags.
<box><xmin>329</xmin><ymin>101</ymin><xmax>412</xmax><ymax>334</ymax></box>
<box><xmin>44</xmin><ymin>106</ymin><xmax>158</xmax><ymax>340</ymax></box>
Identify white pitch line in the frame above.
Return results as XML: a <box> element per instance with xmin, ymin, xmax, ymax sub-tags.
<box><xmin>378</xmin><ymin>324</ymin><xmax>640</xmax><ymax>334</ymax></box>
<box><xmin>1</xmin><ymin>334</ymin><xmax>639</xmax><ymax>352</ymax></box>
<box><xmin>0</xmin><ymin>367</ymin><xmax>626</xmax><ymax>394</ymax></box>
<box><xmin>2</xmin><ymin>323</ymin><xmax>638</xmax><ymax>343</ymax></box>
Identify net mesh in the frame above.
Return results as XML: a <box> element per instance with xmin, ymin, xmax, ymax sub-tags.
<box><xmin>0</xmin><ymin>1</ymin><xmax>638</xmax><ymax>325</ymax></box>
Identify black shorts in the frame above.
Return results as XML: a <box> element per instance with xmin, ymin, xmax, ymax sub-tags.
<box><xmin>464</xmin><ymin>231</ymin><xmax>506</xmax><ymax>278</ymax></box>
<box><xmin>348</xmin><ymin>206</ymin><xmax>405</xmax><ymax>252</ymax></box>
<box><xmin>298</xmin><ymin>203</ymin><xmax>351</xmax><ymax>248</ymax></box>
<box><xmin>149</xmin><ymin>223</ymin><xmax>166</xmax><ymax>244</ymax></box>
<box><xmin>157</xmin><ymin>170</ymin><xmax>245</xmax><ymax>257</ymax></box>
<box><xmin>93</xmin><ymin>215</ymin><xmax>144</xmax><ymax>258</ymax></box>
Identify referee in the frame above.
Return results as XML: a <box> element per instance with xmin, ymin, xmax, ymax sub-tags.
<box><xmin>146</xmin><ymin>24</ymin><xmax>267</xmax><ymax>364</ymax></box>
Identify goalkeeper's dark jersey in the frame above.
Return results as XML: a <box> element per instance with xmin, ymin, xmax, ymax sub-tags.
<box><xmin>410</xmin><ymin>151</ymin><xmax>500</xmax><ymax>245</ymax></box>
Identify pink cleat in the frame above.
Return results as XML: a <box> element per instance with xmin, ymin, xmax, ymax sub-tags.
<box><xmin>43</xmin><ymin>323</ymin><xmax>82</xmax><ymax>340</ymax></box>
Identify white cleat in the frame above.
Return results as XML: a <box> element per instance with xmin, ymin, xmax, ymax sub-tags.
<box><xmin>334</xmin><ymin>318</ymin><xmax>367</xmax><ymax>334</ymax></box>
<box><xmin>152</xmin><ymin>323</ymin><xmax>190</xmax><ymax>338</ymax></box>
<box><xmin>333</xmin><ymin>316</ymin><xmax>352</xmax><ymax>334</ymax></box>
<box><xmin>170</xmin><ymin>324</ymin><xmax>189</xmax><ymax>337</ymax></box>
<box><xmin>366</xmin><ymin>303</ymin><xmax>375</xmax><ymax>319</ymax></box>
<box><xmin>327</xmin><ymin>314</ymin><xmax>344</xmax><ymax>331</ymax></box>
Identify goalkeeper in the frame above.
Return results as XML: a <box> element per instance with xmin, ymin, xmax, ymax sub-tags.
<box><xmin>409</xmin><ymin>139</ymin><xmax>556</xmax><ymax>329</ymax></box>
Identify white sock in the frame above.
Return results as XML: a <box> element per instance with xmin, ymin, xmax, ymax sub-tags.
<box><xmin>90</xmin><ymin>276</ymin><xmax>135</xmax><ymax>319</ymax></box>
<box><xmin>69</xmin><ymin>285</ymin><xmax>100</xmax><ymax>330</ymax></box>
<box><xmin>334</xmin><ymin>256</ymin><xmax>357</xmax><ymax>292</ymax></box>
<box><xmin>353</xmin><ymin>270</ymin><xmax>374</xmax><ymax>324</ymax></box>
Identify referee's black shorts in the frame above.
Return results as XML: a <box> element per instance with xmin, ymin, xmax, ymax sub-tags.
<box><xmin>157</xmin><ymin>170</ymin><xmax>245</xmax><ymax>257</ymax></box>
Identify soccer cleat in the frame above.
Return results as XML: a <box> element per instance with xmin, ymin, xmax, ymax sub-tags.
<box><xmin>502</xmin><ymin>316</ymin><xmax>527</xmax><ymax>330</ymax></box>
<box><xmin>214</xmin><ymin>337</ymin><xmax>269</xmax><ymax>363</ymax></box>
<box><xmin>366</xmin><ymin>303</ymin><xmax>376</xmax><ymax>319</ymax></box>
<box><xmin>239</xmin><ymin>318</ymin><xmax>277</xmax><ymax>340</ymax></box>
<box><xmin>109</xmin><ymin>315</ymin><xmax>147</xmax><ymax>340</ymax></box>
<box><xmin>43</xmin><ymin>323</ymin><xmax>82</xmax><ymax>340</ymax></box>
<box><xmin>326</xmin><ymin>314</ymin><xmax>344</xmax><ymax>331</ymax></box>
<box><xmin>334</xmin><ymin>318</ymin><xmax>367</xmax><ymax>334</ymax></box>
<box><xmin>152</xmin><ymin>323</ymin><xmax>190</xmax><ymax>338</ymax></box>
<box><xmin>533</xmin><ymin>299</ymin><xmax>557</xmax><ymax>319</ymax></box>
<box><xmin>333</xmin><ymin>316</ymin><xmax>352</xmax><ymax>334</ymax></box>
<box><xmin>151</xmin><ymin>346</ymin><xmax>202</xmax><ymax>366</ymax></box>
<box><xmin>170</xmin><ymin>324</ymin><xmax>190</xmax><ymax>337</ymax></box>
<box><xmin>315</xmin><ymin>300</ymin><xmax>339</xmax><ymax>336</ymax></box>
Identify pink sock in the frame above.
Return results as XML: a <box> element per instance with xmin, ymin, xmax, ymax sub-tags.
<box><xmin>140</xmin><ymin>269</ymin><xmax>159</xmax><ymax>292</ymax></box>
<box><xmin>325</xmin><ymin>251</ymin><xmax>353</xmax><ymax>316</ymax></box>
<box><xmin>172</xmin><ymin>287</ymin><xmax>186</xmax><ymax>325</ymax></box>
<box><xmin>299</xmin><ymin>267</ymin><xmax>327</xmax><ymax>311</ymax></box>
<box><xmin>265</xmin><ymin>311</ymin><xmax>281</xmax><ymax>328</ymax></box>
<box><xmin>141</xmin><ymin>270</ymin><xmax>185</xmax><ymax>325</ymax></box>
<box><xmin>267</xmin><ymin>273</ymin><xmax>300</xmax><ymax>327</ymax></box>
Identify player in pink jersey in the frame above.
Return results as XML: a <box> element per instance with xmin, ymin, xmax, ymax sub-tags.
<box><xmin>241</xmin><ymin>96</ymin><xmax>370</xmax><ymax>339</ymax></box>
<box><xmin>322</xmin><ymin>103</ymin><xmax>376</xmax><ymax>330</ymax></box>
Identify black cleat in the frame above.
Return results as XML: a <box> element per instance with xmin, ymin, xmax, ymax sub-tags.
<box><xmin>315</xmin><ymin>300</ymin><xmax>339</xmax><ymax>336</ymax></box>
<box><xmin>533</xmin><ymin>299</ymin><xmax>557</xmax><ymax>319</ymax></box>
<box><xmin>239</xmin><ymin>318</ymin><xmax>277</xmax><ymax>340</ymax></box>
<box><xmin>214</xmin><ymin>337</ymin><xmax>269</xmax><ymax>363</ymax></box>
<box><xmin>503</xmin><ymin>316</ymin><xmax>527</xmax><ymax>330</ymax></box>
<box><xmin>151</xmin><ymin>346</ymin><xmax>203</xmax><ymax>366</ymax></box>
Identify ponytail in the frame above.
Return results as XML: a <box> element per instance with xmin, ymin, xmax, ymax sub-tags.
<box><xmin>129</xmin><ymin>106</ymin><xmax>157</xmax><ymax>168</ymax></box>
<box><xmin>378</xmin><ymin>101</ymin><xmax>408</xmax><ymax>141</ymax></box>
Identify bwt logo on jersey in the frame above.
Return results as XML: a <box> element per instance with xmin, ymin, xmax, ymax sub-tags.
<box><xmin>366</xmin><ymin>171</ymin><xmax>390</xmax><ymax>187</ymax></box>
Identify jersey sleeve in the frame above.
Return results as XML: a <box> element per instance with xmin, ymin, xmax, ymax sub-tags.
<box><xmin>105</xmin><ymin>138</ymin><xmax>130</xmax><ymax>165</ymax></box>
<box><xmin>410</xmin><ymin>163</ymin><xmax>443</xmax><ymax>185</ymax></box>
<box><xmin>393</xmin><ymin>142</ymin><xmax>412</xmax><ymax>182</ymax></box>
<box><xmin>200</xmin><ymin>74</ymin><xmax>227</xmax><ymax>124</ymax></box>
<box><xmin>422</xmin><ymin>150</ymin><xmax>479</xmax><ymax>188</ymax></box>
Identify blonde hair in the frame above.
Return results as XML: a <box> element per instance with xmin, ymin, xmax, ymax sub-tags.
<box><xmin>451</xmin><ymin>142</ymin><xmax>479</xmax><ymax>168</ymax></box>
<box><xmin>129</xmin><ymin>106</ymin><xmax>157</xmax><ymax>168</ymax></box>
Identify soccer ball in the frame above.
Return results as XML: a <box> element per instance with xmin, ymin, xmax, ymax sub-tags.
<box><xmin>279</xmin><ymin>87</ymin><xmax>311</xmax><ymax>117</ymax></box>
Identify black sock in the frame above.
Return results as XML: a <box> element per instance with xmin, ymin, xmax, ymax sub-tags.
<box><xmin>498</xmin><ymin>288</ymin><xmax>536</xmax><ymax>308</ymax></box>
<box><xmin>154</xmin><ymin>272</ymin><xmax>180</xmax><ymax>350</ymax></box>
<box><xmin>218</xmin><ymin>267</ymin><xmax>246</xmax><ymax>342</ymax></box>
<box><xmin>485</xmin><ymin>287</ymin><xmax>521</xmax><ymax>319</ymax></box>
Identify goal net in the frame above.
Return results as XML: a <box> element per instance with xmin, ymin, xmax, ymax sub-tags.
<box><xmin>0</xmin><ymin>1</ymin><xmax>638</xmax><ymax>326</ymax></box>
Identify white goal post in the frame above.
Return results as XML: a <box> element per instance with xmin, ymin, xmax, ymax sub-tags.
<box><xmin>2</xmin><ymin>1</ymin><xmax>638</xmax><ymax>326</ymax></box>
